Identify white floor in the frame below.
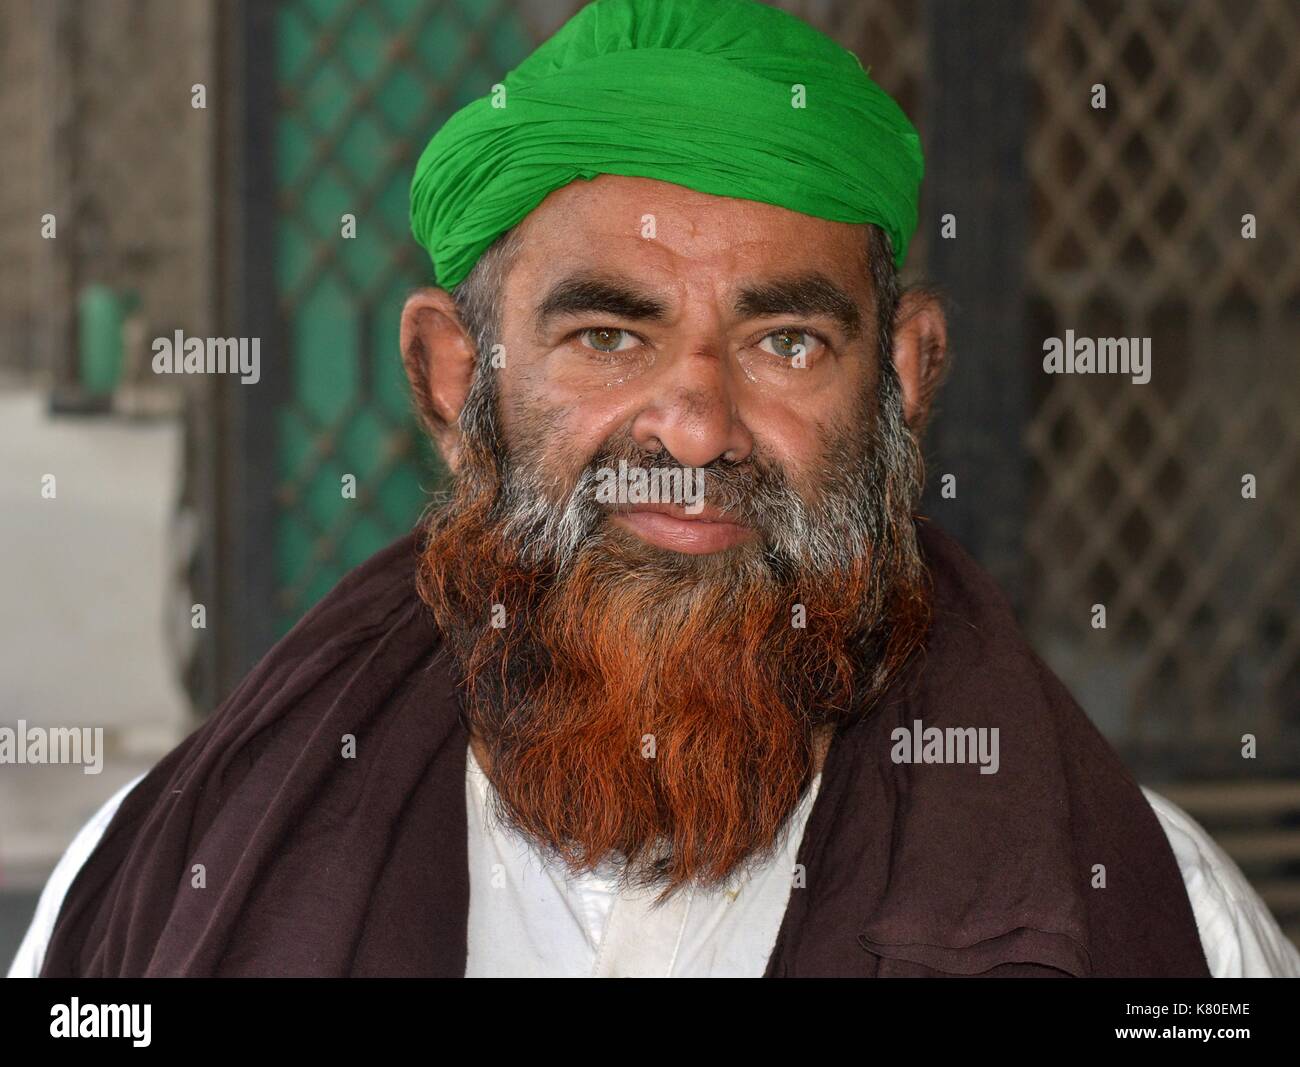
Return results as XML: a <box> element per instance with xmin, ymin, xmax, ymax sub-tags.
<box><xmin>0</xmin><ymin>386</ymin><xmax>189</xmax><ymax>889</ymax></box>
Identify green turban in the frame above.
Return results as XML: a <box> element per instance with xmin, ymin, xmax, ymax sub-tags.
<box><xmin>409</xmin><ymin>0</ymin><xmax>924</xmax><ymax>289</ymax></box>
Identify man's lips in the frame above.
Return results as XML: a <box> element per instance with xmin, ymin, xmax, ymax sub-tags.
<box><xmin>608</xmin><ymin>503</ymin><xmax>755</xmax><ymax>554</ymax></box>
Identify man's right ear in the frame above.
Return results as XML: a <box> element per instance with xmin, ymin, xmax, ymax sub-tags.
<box><xmin>399</xmin><ymin>287</ymin><xmax>476</xmax><ymax>473</ymax></box>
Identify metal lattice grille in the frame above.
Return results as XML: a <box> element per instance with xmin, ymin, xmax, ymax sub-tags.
<box><xmin>273</xmin><ymin>0</ymin><xmax>555</xmax><ymax>626</ymax></box>
<box><xmin>269</xmin><ymin>0</ymin><xmax>926</xmax><ymax>632</ymax></box>
<box><xmin>1024</xmin><ymin>0</ymin><xmax>1300</xmax><ymax>773</ymax></box>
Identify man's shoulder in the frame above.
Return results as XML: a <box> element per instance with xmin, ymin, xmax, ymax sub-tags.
<box><xmin>235</xmin><ymin>527</ymin><xmax>434</xmax><ymax>688</ymax></box>
<box><xmin>909</xmin><ymin>518</ymin><xmax>1108</xmax><ymax>740</ymax></box>
<box><xmin>7</xmin><ymin>772</ymin><xmax>148</xmax><ymax>977</ymax></box>
<box><xmin>902</xmin><ymin>523</ymin><xmax>1279</xmax><ymax>970</ymax></box>
<box><xmin>162</xmin><ymin>525</ymin><xmax>445</xmax><ymax>820</ymax></box>
<box><xmin>911</xmin><ymin>518</ymin><xmax>1049</xmax><ymax>690</ymax></box>
<box><xmin>278</xmin><ymin>528</ymin><xmax>427</xmax><ymax>641</ymax></box>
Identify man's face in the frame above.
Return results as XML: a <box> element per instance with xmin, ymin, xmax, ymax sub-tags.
<box><xmin>491</xmin><ymin>175</ymin><xmax>882</xmax><ymax>557</ymax></box>
<box><xmin>414</xmin><ymin>175</ymin><xmax>930</xmax><ymax>893</ymax></box>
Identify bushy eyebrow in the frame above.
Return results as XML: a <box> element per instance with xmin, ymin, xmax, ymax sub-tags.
<box><xmin>734</xmin><ymin>273</ymin><xmax>862</xmax><ymax>339</ymax></box>
<box><xmin>534</xmin><ymin>274</ymin><xmax>668</xmax><ymax>335</ymax></box>
<box><xmin>532</xmin><ymin>270</ymin><xmax>863</xmax><ymax>340</ymax></box>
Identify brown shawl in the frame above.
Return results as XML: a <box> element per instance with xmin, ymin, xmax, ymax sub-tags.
<box><xmin>39</xmin><ymin>519</ymin><xmax>1209</xmax><ymax>977</ymax></box>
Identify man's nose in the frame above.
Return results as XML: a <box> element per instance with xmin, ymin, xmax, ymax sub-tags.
<box><xmin>627</xmin><ymin>346</ymin><xmax>753</xmax><ymax>468</ymax></box>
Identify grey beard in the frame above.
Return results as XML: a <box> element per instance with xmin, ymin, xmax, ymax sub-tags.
<box><xmin>487</xmin><ymin>375</ymin><xmax>921</xmax><ymax>583</ymax></box>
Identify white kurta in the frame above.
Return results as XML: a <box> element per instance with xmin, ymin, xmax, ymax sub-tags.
<box><xmin>9</xmin><ymin>744</ymin><xmax>1300</xmax><ymax>978</ymax></box>
<box><xmin>463</xmin><ymin>744</ymin><xmax>823</xmax><ymax>977</ymax></box>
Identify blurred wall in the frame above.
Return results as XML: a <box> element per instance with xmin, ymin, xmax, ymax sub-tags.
<box><xmin>0</xmin><ymin>0</ymin><xmax>217</xmax><ymax>383</ymax></box>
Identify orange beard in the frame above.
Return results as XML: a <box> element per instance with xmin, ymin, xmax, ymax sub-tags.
<box><xmin>417</xmin><ymin>382</ymin><xmax>930</xmax><ymax>894</ymax></box>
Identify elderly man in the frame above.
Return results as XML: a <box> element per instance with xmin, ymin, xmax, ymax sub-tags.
<box><xmin>12</xmin><ymin>0</ymin><xmax>1299</xmax><ymax>978</ymax></box>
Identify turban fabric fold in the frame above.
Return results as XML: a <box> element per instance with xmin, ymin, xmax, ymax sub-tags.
<box><xmin>409</xmin><ymin>0</ymin><xmax>924</xmax><ymax>289</ymax></box>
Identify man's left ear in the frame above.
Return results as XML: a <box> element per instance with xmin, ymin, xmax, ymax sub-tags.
<box><xmin>889</xmin><ymin>288</ymin><xmax>949</xmax><ymax>434</ymax></box>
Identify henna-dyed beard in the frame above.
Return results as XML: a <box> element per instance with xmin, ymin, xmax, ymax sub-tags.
<box><xmin>417</xmin><ymin>361</ymin><xmax>931</xmax><ymax>895</ymax></box>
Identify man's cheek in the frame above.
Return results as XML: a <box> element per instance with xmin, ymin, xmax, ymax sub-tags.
<box><xmin>513</xmin><ymin>438</ymin><xmax>602</xmax><ymax>506</ymax></box>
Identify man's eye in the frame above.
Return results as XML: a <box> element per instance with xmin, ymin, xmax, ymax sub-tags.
<box><xmin>579</xmin><ymin>327</ymin><xmax>637</xmax><ymax>353</ymax></box>
<box><xmin>758</xmin><ymin>328</ymin><xmax>820</xmax><ymax>361</ymax></box>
